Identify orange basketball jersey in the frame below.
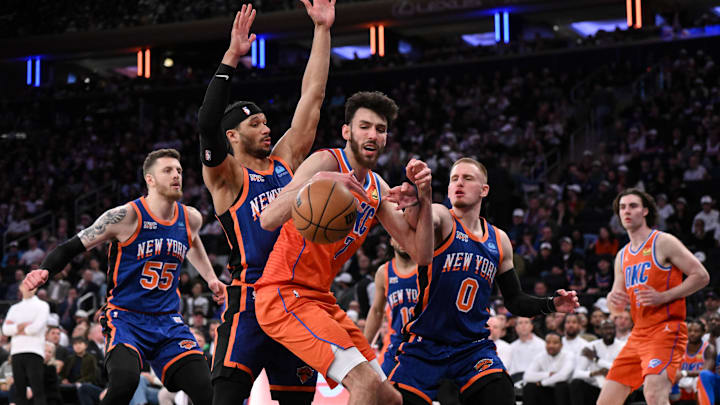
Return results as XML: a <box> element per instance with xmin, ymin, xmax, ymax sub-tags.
<box><xmin>620</xmin><ymin>230</ymin><xmax>685</xmax><ymax>329</ymax></box>
<box><xmin>256</xmin><ymin>148</ymin><xmax>382</xmax><ymax>292</ymax></box>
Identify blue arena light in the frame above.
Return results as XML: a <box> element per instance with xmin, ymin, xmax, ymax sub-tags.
<box><xmin>494</xmin><ymin>13</ymin><xmax>501</xmax><ymax>43</ymax></box>
<box><xmin>34</xmin><ymin>57</ymin><xmax>40</xmax><ymax>87</ymax></box>
<box><xmin>503</xmin><ymin>12</ymin><xmax>510</xmax><ymax>43</ymax></box>
<box><xmin>26</xmin><ymin>58</ymin><xmax>32</xmax><ymax>85</ymax></box>
<box><xmin>251</xmin><ymin>41</ymin><xmax>258</xmax><ymax>67</ymax></box>
<box><xmin>259</xmin><ymin>38</ymin><xmax>266</xmax><ymax>69</ymax></box>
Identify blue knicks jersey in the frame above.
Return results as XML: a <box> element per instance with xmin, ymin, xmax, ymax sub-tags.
<box><xmin>216</xmin><ymin>157</ymin><xmax>292</xmax><ymax>283</ymax></box>
<box><xmin>107</xmin><ymin>196</ymin><xmax>191</xmax><ymax>313</ymax></box>
<box><xmin>384</xmin><ymin>259</ymin><xmax>419</xmax><ymax>347</ymax></box>
<box><xmin>405</xmin><ymin>212</ymin><xmax>502</xmax><ymax>344</ymax></box>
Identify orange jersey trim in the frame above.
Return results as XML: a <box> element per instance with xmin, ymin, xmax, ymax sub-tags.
<box><xmin>268</xmin><ymin>385</ymin><xmax>315</xmax><ymax>392</ymax></box>
<box><xmin>182</xmin><ymin>204</ymin><xmax>193</xmax><ymax>249</ymax></box>
<box><xmin>493</xmin><ymin>225</ymin><xmax>504</xmax><ymax>264</ymax></box>
<box><xmin>268</xmin><ymin>155</ymin><xmax>295</xmax><ymax>177</ymax></box>
<box><xmin>397</xmin><ymin>383</ymin><xmax>432</xmax><ymax>404</ymax></box>
<box><xmin>229</xmin><ymin>168</ymin><xmax>251</xmax><ymax>282</ymax></box>
<box><xmin>451</xmin><ymin>210</ymin><xmax>489</xmax><ymax>243</ymax></box>
<box><xmin>161</xmin><ymin>350</ymin><xmax>204</xmax><ymax>383</ymax></box>
<box><xmin>460</xmin><ymin>368</ymin><xmax>503</xmax><ymax>393</ymax></box>
<box><xmin>140</xmin><ymin>196</ymin><xmax>179</xmax><ymax>226</ymax></box>
<box><xmin>119</xmin><ymin>202</ymin><xmax>143</xmax><ymax>247</ymax></box>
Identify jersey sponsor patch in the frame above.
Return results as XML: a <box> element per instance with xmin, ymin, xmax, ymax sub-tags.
<box><xmin>487</xmin><ymin>242</ymin><xmax>497</xmax><ymax>252</ymax></box>
<box><xmin>172</xmin><ymin>316</ymin><xmax>183</xmax><ymax>324</ymax></box>
<box><xmin>249</xmin><ymin>173</ymin><xmax>265</xmax><ymax>182</ymax></box>
<box><xmin>179</xmin><ymin>340</ymin><xmax>197</xmax><ymax>350</ymax></box>
<box><xmin>642</xmin><ymin>248</ymin><xmax>652</xmax><ymax>256</ymax></box>
<box><xmin>143</xmin><ymin>221</ymin><xmax>157</xmax><ymax>230</ymax></box>
<box><xmin>474</xmin><ymin>358</ymin><xmax>493</xmax><ymax>372</ymax></box>
<box><xmin>456</xmin><ymin>231</ymin><xmax>469</xmax><ymax>242</ymax></box>
<box><xmin>275</xmin><ymin>165</ymin><xmax>288</xmax><ymax>177</ymax></box>
<box><xmin>296</xmin><ymin>366</ymin><xmax>315</xmax><ymax>384</ymax></box>
<box><xmin>389</xmin><ymin>276</ymin><xmax>399</xmax><ymax>284</ymax></box>
<box><xmin>648</xmin><ymin>358</ymin><xmax>662</xmax><ymax>368</ymax></box>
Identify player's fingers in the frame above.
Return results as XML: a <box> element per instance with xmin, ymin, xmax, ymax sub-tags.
<box><xmin>299</xmin><ymin>0</ymin><xmax>312</xmax><ymax>10</ymax></box>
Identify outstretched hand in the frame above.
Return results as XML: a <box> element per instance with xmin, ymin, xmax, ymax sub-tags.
<box><xmin>386</xmin><ymin>182</ymin><xmax>419</xmax><ymax>210</ymax></box>
<box><xmin>300</xmin><ymin>0</ymin><xmax>336</xmax><ymax>28</ymax></box>
<box><xmin>553</xmin><ymin>289</ymin><xmax>580</xmax><ymax>313</ymax></box>
<box><xmin>405</xmin><ymin>159</ymin><xmax>432</xmax><ymax>197</ymax></box>
<box><xmin>228</xmin><ymin>4</ymin><xmax>257</xmax><ymax>58</ymax></box>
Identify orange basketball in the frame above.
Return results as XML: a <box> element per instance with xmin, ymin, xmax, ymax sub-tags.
<box><xmin>292</xmin><ymin>178</ymin><xmax>357</xmax><ymax>244</ymax></box>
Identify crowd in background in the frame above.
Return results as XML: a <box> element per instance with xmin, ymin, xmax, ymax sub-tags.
<box><xmin>1</xmin><ymin>8</ymin><xmax>720</xmax><ymax>404</ymax></box>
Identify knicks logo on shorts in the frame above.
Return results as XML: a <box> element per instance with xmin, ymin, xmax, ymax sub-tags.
<box><xmin>296</xmin><ymin>366</ymin><xmax>315</xmax><ymax>384</ymax></box>
<box><xmin>178</xmin><ymin>340</ymin><xmax>197</xmax><ymax>350</ymax></box>
<box><xmin>474</xmin><ymin>358</ymin><xmax>493</xmax><ymax>372</ymax></box>
<box><xmin>648</xmin><ymin>359</ymin><xmax>662</xmax><ymax>368</ymax></box>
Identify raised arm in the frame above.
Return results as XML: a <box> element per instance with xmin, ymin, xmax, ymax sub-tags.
<box><xmin>495</xmin><ymin>229</ymin><xmax>578</xmax><ymax>316</ymax></box>
<box><xmin>23</xmin><ymin>204</ymin><xmax>138</xmax><ymax>290</ymax></box>
<box><xmin>364</xmin><ymin>263</ymin><xmax>388</xmax><ymax>343</ymax></box>
<box><xmin>635</xmin><ymin>232</ymin><xmax>709</xmax><ymax>307</ymax></box>
<box><xmin>197</xmin><ymin>6</ymin><xmax>256</xmax><ymax>187</ymax></box>
<box><xmin>185</xmin><ymin>207</ymin><xmax>225</xmax><ymax>302</ymax></box>
<box><xmin>376</xmin><ymin>160</ymin><xmax>433</xmax><ymax>265</ymax></box>
<box><xmin>259</xmin><ymin>150</ymin><xmax>365</xmax><ymax>231</ymax></box>
<box><xmin>271</xmin><ymin>0</ymin><xmax>335</xmax><ymax>170</ymax></box>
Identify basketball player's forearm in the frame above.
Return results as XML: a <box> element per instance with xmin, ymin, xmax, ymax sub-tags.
<box><xmin>662</xmin><ymin>271</ymin><xmax>709</xmax><ymax>303</ymax></box>
<box><xmin>187</xmin><ymin>239</ymin><xmax>220</xmax><ymax>284</ymax></box>
<box><xmin>411</xmin><ymin>198</ymin><xmax>434</xmax><ymax>265</ymax></box>
<box><xmin>363</xmin><ymin>308</ymin><xmax>383</xmax><ymax>343</ymax></box>
<box><xmin>197</xmin><ymin>64</ymin><xmax>234</xmax><ymax>166</ymax></box>
<box><xmin>301</xmin><ymin>26</ymin><xmax>331</xmax><ymax>103</ymax></box>
<box><xmin>40</xmin><ymin>236</ymin><xmax>87</xmax><ymax>279</ymax></box>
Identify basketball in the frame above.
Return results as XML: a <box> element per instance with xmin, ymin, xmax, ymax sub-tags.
<box><xmin>292</xmin><ymin>178</ymin><xmax>357</xmax><ymax>244</ymax></box>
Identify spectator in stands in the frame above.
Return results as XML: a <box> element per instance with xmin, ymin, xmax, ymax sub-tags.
<box><xmin>702</xmin><ymin>291</ymin><xmax>720</xmax><ymax>322</ymax></box>
<box><xmin>487</xmin><ymin>316</ymin><xmax>512</xmax><ymax>367</ymax></box>
<box><xmin>1</xmin><ymin>241</ymin><xmax>22</xmax><ymax>270</ymax></box>
<box><xmin>86</xmin><ymin>323</ymin><xmax>105</xmax><ymax>373</ymax></box>
<box><xmin>704</xmin><ymin>312</ymin><xmax>720</xmax><ymax>350</ymax></box>
<box><xmin>61</xmin><ymin>337</ymin><xmax>101</xmax><ymax>403</ymax></box>
<box><xmin>208</xmin><ymin>319</ymin><xmax>221</xmax><ymax>355</ymax></box>
<box><xmin>45</xmin><ymin>326</ymin><xmax>67</xmax><ymax>373</ymax></box>
<box><xmin>2</xmin><ymin>284</ymin><xmax>50</xmax><ymax>405</ymax></box>
<box><xmin>612</xmin><ymin>310</ymin><xmax>632</xmax><ymax>342</ymax></box>
<box><xmin>562</xmin><ymin>313</ymin><xmax>588</xmax><ymax>357</ymax></box>
<box><xmin>57</xmin><ymin>287</ymin><xmax>78</xmax><ymax>332</ymax></box>
<box><xmin>43</xmin><ymin>342</ymin><xmax>62</xmax><ymax>405</ymax></box>
<box><xmin>683</xmin><ymin>154</ymin><xmax>709</xmax><ymax>181</ymax></box>
<box><xmin>570</xmin><ymin>320</ymin><xmax>625</xmax><ymax>404</ymax></box>
<box><xmin>5</xmin><ymin>269</ymin><xmax>25</xmax><ymax>301</ymax></box>
<box><xmin>523</xmin><ymin>332</ymin><xmax>573</xmax><ymax>405</ymax></box>
<box><xmin>185</xmin><ymin>281</ymin><xmax>209</xmax><ymax>318</ymax></box>
<box><xmin>587</xmin><ymin>255</ymin><xmax>613</xmax><ymax>297</ymax></box>
<box><xmin>587</xmin><ymin>309</ymin><xmax>608</xmax><ymax>336</ymax></box>
<box><xmin>76</xmin><ymin>270</ymin><xmax>100</xmax><ymax>308</ymax></box>
<box><xmin>694</xmin><ymin>195</ymin><xmax>719</xmax><ymax>233</ymax></box>
<box><xmin>656</xmin><ymin>194</ymin><xmax>675</xmax><ymax>231</ymax></box>
<box><xmin>667</xmin><ymin>197</ymin><xmax>693</xmax><ymax>243</ymax></box>
<box><xmin>508</xmin><ymin>317</ymin><xmax>546</xmax><ymax>383</ymax></box>
<box><xmin>19</xmin><ymin>237</ymin><xmax>45</xmax><ymax>267</ymax></box>
<box><xmin>591</xmin><ymin>226</ymin><xmax>619</xmax><ymax>257</ymax></box>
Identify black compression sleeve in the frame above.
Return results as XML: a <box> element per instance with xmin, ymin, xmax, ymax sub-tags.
<box><xmin>197</xmin><ymin>63</ymin><xmax>235</xmax><ymax>167</ymax></box>
<box><xmin>39</xmin><ymin>236</ymin><xmax>86</xmax><ymax>278</ymax></box>
<box><xmin>496</xmin><ymin>268</ymin><xmax>556</xmax><ymax>317</ymax></box>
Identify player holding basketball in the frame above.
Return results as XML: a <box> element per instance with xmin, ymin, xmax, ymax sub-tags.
<box><xmin>386</xmin><ymin>157</ymin><xmax>579</xmax><ymax>405</ymax></box>
<box><xmin>363</xmin><ymin>237</ymin><xmax>418</xmax><ymax>376</ymax></box>
<box><xmin>256</xmin><ymin>91</ymin><xmax>434</xmax><ymax>405</ymax></box>
<box><xmin>196</xmin><ymin>2</ymin><xmax>334</xmax><ymax>404</ymax></box>
<box><xmin>23</xmin><ymin>149</ymin><xmax>223</xmax><ymax>405</ymax></box>
<box><xmin>597</xmin><ymin>188</ymin><xmax>709</xmax><ymax>405</ymax></box>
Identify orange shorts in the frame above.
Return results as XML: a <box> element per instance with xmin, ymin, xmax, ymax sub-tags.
<box><xmin>606</xmin><ymin>321</ymin><xmax>687</xmax><ymax>391</ymax></box>
<box><xmin>255</xmin><ymin>284</ymin><xmax>376</xmax><ymax>382</ymax></box>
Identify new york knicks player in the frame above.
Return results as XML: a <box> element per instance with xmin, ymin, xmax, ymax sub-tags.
<box><xmin>364</xmin><ymin>237</ymin><xmax>418</xmax><ymax>376</ymax></box>
<box><xmin>387</xmin><ymin>157</ymin><xmax>579</xmax><ymax>405</ymax></box>
<box><xmin>23</xmin><ymin>149</ymin><xmax>223</xmax><ymax>405</ymax></box>
<box><xmin>671</xmin><ymin>319</ymin><xmax>714</xmax><ymax>403</ymax></box>
<box><xmin>256</xmin><ymin>91</ymin><xmax>434</xmax><ymax>405</ymax></box>
<box><xmin>598</xmin><ymin>189</ymin><xmax>709</xmax><ymax>405</ymax></box>
<box><xmin>196</xmin><ymin>2</ymin><xmax>334</xmax><ymax>404</ymax></box>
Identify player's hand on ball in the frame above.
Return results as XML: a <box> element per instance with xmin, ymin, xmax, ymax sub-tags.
<box><xmin>208</xmin><ymin>280</ymin><xmax>226</xmax><ymax>305</ymax></box>
<box><xmin>387</xmin><ymin>182</ymin><xmax>419</xmax><ymax>210</ymax></box>
<box><xmin>553</xmin><ymin>289</ymin><xmax>579</xmax><ymax>313</ymax></box>
<box><xmin>405</xmin><ymin>159</ymin><xmax>432</xmax><ymax>197</ymax></box>
<box><xmin>228</xmin><ymin>5</ymin><xmax>257</xmax><ymax>57</ymax></box>
<box><xmin>312</xmin><ymin>170</ymin><xmax>367</xmax><ymax>204</ymax></box>
<box><xmin>23</xmin><ymin>270</ymin><xmax>49</xmax><ymax>291</ymax></box>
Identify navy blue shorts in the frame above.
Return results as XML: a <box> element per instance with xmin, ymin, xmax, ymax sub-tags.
<box><xmin>101</xmin><ymin>307</ymin><xmax>202</xmax><ymax>383</ymax></box>
<box><xmin>389</xmin><ymin>337</ymin><xmax>507</xmax><ymax>404</ymax></box>
<box><xmin>212</xmin><ymin>284</ymin><xmax>317</xmax><ymax>394</ymax></box>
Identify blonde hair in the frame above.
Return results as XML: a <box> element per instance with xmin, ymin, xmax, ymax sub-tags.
<box><xmin>451</xmin><ymin>157</ymin><xmax>488</xmax><ymax>181</ymax></box>
<box><xmin>45</xmin><ymin>342</ymin><xmax>57</xmax><ymax>367</ymax></box>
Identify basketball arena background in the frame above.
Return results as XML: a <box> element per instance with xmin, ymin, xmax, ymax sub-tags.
<box><xmin>2</xmin><ymin>0</ymin><xmax>720</xmax><ymax>404</ymax></box>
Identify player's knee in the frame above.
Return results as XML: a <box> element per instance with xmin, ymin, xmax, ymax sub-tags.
<box><xmin>642</xmin><ymin>381</ymin><xmax>669</xmax><ymax>405</ymax></box>
<box><xmin>343</xmin><ymin>363</ymin><xmax>381</xmax><ymax>394</ymax></box>
<box><xmin>377</xmin><ymin>381</ymin><xmax>402</xmax><ymax>405</ymax></box>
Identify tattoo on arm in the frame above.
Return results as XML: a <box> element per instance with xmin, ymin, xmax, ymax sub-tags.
<box><xmin>79</xmin><ymin>207</ymin><xmax>127</xmax><ymax>243</ymax></box>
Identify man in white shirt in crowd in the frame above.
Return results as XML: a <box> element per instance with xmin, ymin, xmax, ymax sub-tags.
<box><xmin>1</xmin><ymin>284</ymin><xmax>50</xmax><ymax>405</ymax></box>
<box><xmin>508</xmin><ymin>317</ymin><xmax>546</xmax><ymax>383</ymax></box>
<box><xmin>693</xmin><ymin>195</ymin><xmax>718</xmax><ymax>234</ymax></box>
<box><xmin>487</xmin><ymin>316</ymin><xmax>511</xmax><ymax>367</ymax></box>
<box><xmin>612</xmin><ymin>310</ymin><xmax>632</xmax><ymax>342</ymax></box>
<box><xmin>703</xmin><ymin>312</ymin><xmax>720</xmax><ymax>356</ymax></box>
<box><xmin>570</xmin><ymin>320</ymin><xmax>626</xmax><ymax>404</ymax></box>
<box><xmin>18</xmin><ymin>237</ymin><xmax>45</xmax><ymax>267</ymax></box>
<box><xmin>523</xmin><ymin>332</ymin><xmax>574</xmax><ymax>405</ymax></box>
<box><xmin>562</xmin><ymin>313</ymin><xmax>588</xmax><ymax>358</ymax></box>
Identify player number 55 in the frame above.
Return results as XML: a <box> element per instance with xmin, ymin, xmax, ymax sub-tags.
<box><xmin>140</xmin><ymin>261</ymin><xmax>177</xmax><ymax>291</ymax></box>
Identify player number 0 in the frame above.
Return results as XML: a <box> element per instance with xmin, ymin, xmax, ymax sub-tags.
<box><xmin>456</xmin><ymin>278</ymin><xmax>479</xmax><ymax>313</ymax></box>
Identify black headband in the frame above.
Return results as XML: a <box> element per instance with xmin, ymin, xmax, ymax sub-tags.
<box><xmin>221</xmin><ymin>102</ymin><xmax>264</xmax><ymax>132</ymax></box>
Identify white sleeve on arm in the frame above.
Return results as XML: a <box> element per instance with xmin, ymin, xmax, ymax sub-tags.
<box><xmin>543</xmin><ymin>353</ymin><xmax>575</xmax><ymax>386</ymax></box>
<box><xmin>523</xmin><ymin>355</ymin><xmax>550</xmax><ymax>383</ymax></box>
<box><xmin>573</xmin><ymin>352</ymin><xmax>592</xmax><ymax>380</ymax></box>
<box><xmin>24</xmin><ymin>302</ymin><xmax>49</xmax><ymax>336</ymax></box>
<box><xmin>1</xmin><ymin>307</ymin><xmax>18</xmax><ymax>336</ymax></box>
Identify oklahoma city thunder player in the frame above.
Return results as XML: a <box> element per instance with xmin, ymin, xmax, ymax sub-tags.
<box><xmin>196</xmin><ymin>2</ymin><xmax>335</xmax><ymax>404</ymax></box>
<box><xmin>598</xmin><ymin>188</ymin><xmax>709</xmax><ymax>405</ymax></box>
<box><xmin>256</xmin><ymin>91</ymin><xmax>435</xmax><ymax>405</ymax></box>
<box><xmin>364</xmin><ymin>237</ymin><xmax>418</xmax><ymax>375</ymax></box>
<box><xmin>24</xmin><ymin>149</ymin><xmax>223</xmax><ymax>405</ymax></box>
<box><xmin>388</xmin><ymin>158</ymin><xmax>579</xmax><ymax>405</ymax></box>
<box><xmin>671</xmin><ymin>319</ymin><xmax>714</xmax><ymax>402</ymax></box>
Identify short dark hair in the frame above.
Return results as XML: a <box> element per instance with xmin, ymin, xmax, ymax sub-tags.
<box><xmin>345</xmin><ymin>91</ymin><xmax>399</xmax><ymax>127</ymax></box>
<box><xmin>72</xmin><ymin>336</ymin><xmax>87</xmax><ymax>345</ymax></box>
<box><xmin>612</xmin><ymin>188</ymin><xmax>658</xmax><ymax>227</ymax></box>
<box><xmin>545</xmin><ymin>331</ymin><xmax>562</xmax><ymax>340</ymax></box>
<box><xmin>687</xmin><ymin>318</ymin><xmax>706</xmax><ymax>332</ymax></box>
<box><xmin>143</xmin><ymin>148</ymin><xmax>181</xmax><ymax>176</ymax></box>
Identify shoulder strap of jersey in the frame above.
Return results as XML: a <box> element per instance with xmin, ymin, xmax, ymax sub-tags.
<box><xmin>269</xmin><ymin>155</ymin><xmax>295</xmax><ymax>177</ymax></box>
<box><xmin>180</xmin><ymin>203</ymin><xmax>193</xmax><ymax>249</ymax></box>
<box><xmin>318</xmin><ymin>148</ymin><xmax>345</xmax><ymax>172</ymax></box>
<box><xmin>492</xmin><ymin>225</ymin><xmax>505</xmax><ymax>265</ymax></box>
